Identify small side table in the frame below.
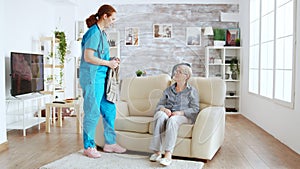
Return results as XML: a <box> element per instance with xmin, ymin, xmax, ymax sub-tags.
<box><xmin>45</xmin><ymin>101</ymin><xmax>82</xmax><ymax>134</ymax></box>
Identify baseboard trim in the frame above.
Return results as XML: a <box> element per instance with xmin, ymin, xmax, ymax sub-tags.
<box><xmin>0</xmin><ymin>141</ymin><xmax>9</xmax><ymax>152</ymax></box>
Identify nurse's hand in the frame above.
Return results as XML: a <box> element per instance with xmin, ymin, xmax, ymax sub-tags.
<box><xmin>108</xmin><ymin>58</ymin><xmax>120</xmax><ymax>69</ymax></box>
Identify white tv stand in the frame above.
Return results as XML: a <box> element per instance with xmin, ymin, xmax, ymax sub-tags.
<box><xmin>6</xmin><ymin>93</ymin><xmax>51</xmax><ymax>136</ymax></box>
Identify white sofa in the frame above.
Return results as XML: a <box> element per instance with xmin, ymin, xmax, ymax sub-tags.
<box><xmin>95</xmin><ymin>74</ymin><xmax>226</xmax><ymax>160</ymax></box>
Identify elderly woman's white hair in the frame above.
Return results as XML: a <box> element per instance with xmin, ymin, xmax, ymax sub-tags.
<box><xmin>177</xmin><ymin>64</ymin><xmax>192</xmax><ymax>81</ymax></box>
<box><xmin>171</xmin><ymin>63</ymin><xmax>192</xmax><ymax>78</ymax></box>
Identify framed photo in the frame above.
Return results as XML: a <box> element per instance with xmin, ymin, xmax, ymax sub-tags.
<box><xmin>226</xmin><ymin>28</ymin><xmax>240</xmax><ymax>46</ymax></box>
<box><xmin>186</xmin><ymin>27</ymin><xmax>201</xmax><ymax>46</ymax></box>
<box><xmin>75</xmin><ymin>21</ymin><xmax>85</xmax><ymax>41</ymax></box>
<box><xmin>153</xmin><ymin>24</ymin><xmax>172</xmax><ymax>38</ymax></box>
<box><xmin>125</xmin><ymin>27</ymin><xmax>139</xmax><ymax>46</ymax></box>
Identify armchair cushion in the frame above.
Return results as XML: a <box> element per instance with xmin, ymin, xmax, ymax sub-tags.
<box><xmin>189</xmin><ymin>77</ymin><xmax>226</xmax><ymax>108</ymax></box>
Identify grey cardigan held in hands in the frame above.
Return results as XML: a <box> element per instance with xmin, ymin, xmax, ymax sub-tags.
<box><xmin>106</xmin><ymin>66</ymin><xmax>120</xmax><ymax>103</ymax></box>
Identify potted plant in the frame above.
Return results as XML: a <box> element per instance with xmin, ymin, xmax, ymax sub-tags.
<box><xmin>235</xmin><ymin>38</ymin><xmax>240</xmax><ymax>46</ymax></box>
<box><xmin>135</xmin><ymin>70</ymin><xmax>144</xmax><ymax>77</ymax></box>
<box><xmin>45</xmin><ymin>75</ymin><xmax>54</xmax><ymax>91</ymax></box>
<box><xmin>213</xmin><ymin>28</ymin><xmax>226</xmax><ymax>46</ymax></box>
<box><xmin>45</xmin><ymin>52</ymin><xmax>54</xmax><ymax>64</ymax></box>
<box><xmin>54</xmin><ymin>30</ymin><xmax>67</xmax><ymax>85</ymax></box>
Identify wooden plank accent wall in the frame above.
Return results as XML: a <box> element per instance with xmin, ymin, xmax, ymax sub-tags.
<box><xmin>112</xmin><ymin>4</ymin><xmax>239</xmax><ymax>78</ymax></box>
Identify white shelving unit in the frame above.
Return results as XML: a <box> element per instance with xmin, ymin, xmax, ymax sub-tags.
<box><xmin>205</xmin><ymin>46</ymin><xmax>241</xmax><ymax>114</ymax></box>
<box><xmin>75</xmin><ymin>57</ymin><xmax>82</xmax><ymax>98</ymax></box>
<box><xmin>6</xmin><ymin>93</ymin><xmax>51</xmax><ymax>136</ymax></box>
<box><xmin>107</xmin><ymin>31</ymin><xmax>120</xmax><ymax>58</ymax></box>
<box><xmin>40</xmin><ymin>36</ymin><xmax>65</xmax><ymax>100</ymax></box>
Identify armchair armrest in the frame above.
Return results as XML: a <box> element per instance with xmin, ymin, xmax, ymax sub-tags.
<box><xmin>192</xmin><ymin>106</ymin><xmax>225</xmax><ymax>143</ymax></box>
<box><xmin>116</xmin><ymin>101</ymin><xmax>130</xmax><ymax>117</ymax></box>
<box><xmin>191</xmin><ymin>106</ymin><xmax>225</xmax><ymax>159</ymax></box>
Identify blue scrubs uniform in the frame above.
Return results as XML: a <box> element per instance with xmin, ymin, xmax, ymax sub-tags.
<box><xmin>79</xmin><ymin>24</ymin><xmax>116</xmax><ymax>149</ymax></box>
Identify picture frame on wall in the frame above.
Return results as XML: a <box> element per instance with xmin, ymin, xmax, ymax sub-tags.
<box><xmin>226</xmin><ymin>28</ymin><xmax>240</xmax><ymax>46</ymax></box>
<box><xmin>186</xmin><ymin>27</ymin><xmax>201</xmax><ymax>46</ymax></box>
<box><xmin>75</xmin><ymin>21</ymin><xmax>85</xmax><ymax>41</ymax></box>
<box><xmin>125</xmin><ymin>27</ymin><xmax>139</xmax><ymax>46</ymax></box>
<box><xmin>153</xmin><ymin>24</ymin><xmax>172</xmax><ymax>38</ymax></box>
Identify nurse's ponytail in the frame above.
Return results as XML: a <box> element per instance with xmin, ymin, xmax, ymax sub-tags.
<box><xmin>86</xmin><ymin>4</ymin><xmax>116</xmax><ymax>28</ymax></box>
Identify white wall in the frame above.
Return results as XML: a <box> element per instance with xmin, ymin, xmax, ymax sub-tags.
<box><xmin>54</xmin><ymin>5</ymin><xmax>77</xmax><ymax>98</ymax></box>
<box><xmin>0</xmin><ymin>0</ymin><xmax>7</xmax><ymax>144</ymax></box>
<box><xmin>240</xmin><ymin>1</ymin><xmax>300</xmax><ymax>154</ymax></box>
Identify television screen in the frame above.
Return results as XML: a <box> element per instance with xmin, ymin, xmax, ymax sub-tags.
<box><xmin>11</xmin><ymin>52</ymin><xmax>44</xmax><ymax>96</ymax></box>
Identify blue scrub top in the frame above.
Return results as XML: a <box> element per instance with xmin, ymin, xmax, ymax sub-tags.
<box><xmin>79</xmin><ymin>24</ymin><xmax>110</xmax><ymax>86</ymax></box>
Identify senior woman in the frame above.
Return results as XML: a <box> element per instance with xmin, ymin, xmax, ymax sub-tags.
<box><xmin>149</xmin><ymin>63</ymin><xmax>200</xmax><ymax>166</ymax></box>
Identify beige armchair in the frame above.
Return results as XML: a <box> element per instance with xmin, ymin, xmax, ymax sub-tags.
<box><xmin>95</xmin><ymin>74</ymin><xmax>226</xmax><ymax>160</ymax></box>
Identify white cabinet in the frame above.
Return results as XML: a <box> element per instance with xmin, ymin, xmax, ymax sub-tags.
<box><xmin>6</xmin><ymin>94</ymin><xmax>51</xmax><ymax>136</ymax></box>
<box><xmin>205</xmin><ymin>46</ymin><xmax>241</xmax><ymax>113</ymax></box>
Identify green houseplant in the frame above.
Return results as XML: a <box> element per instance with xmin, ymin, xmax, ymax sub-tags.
<box><xmin>235</xmin><ymin>38</ymin><xmax>240</xmax><ymax>46</ymax></box>
<box><xmin>54</xmin><ymin>30</ymin><xmax>67</xmax><ymax>85</ymax></box>
<box><xmin>54</xmin><ymin>31</ymin><xmax>67</xmax><ymax>64</ymax></box>
<box><xmin>45</xmin><ymin>52</ymin><xmax>54</xmax><ymax>64</ymax></box>
<box><xmin>135</xmin><ymin>70</ymin><xmax>144</xmax><ymax>77</ymax></box>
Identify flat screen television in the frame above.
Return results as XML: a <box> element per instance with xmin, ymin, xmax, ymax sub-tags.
<box><xmin>10</xmin><ymin>52</ymin><xmax>44</xmax><ymax>96</ymax></box>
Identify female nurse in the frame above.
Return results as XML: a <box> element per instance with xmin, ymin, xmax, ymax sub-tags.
<box><xmin>79</xmin><ymin>4</ymin><xmax>126</xmax><ymax>158</ymax></box>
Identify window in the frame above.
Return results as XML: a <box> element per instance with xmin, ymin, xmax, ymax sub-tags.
<box><xmin>249</xmin><ymin>0</ymin><xmax>295</xmax><ymax>107</ymax></box>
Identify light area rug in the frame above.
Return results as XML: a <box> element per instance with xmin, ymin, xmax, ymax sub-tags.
<box><xmin>40</xmin><ymin>150</ymin><xmax>204</xmax><ymax>169</ymax></box>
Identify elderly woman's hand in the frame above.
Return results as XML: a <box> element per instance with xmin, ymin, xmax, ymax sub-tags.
<box><xmin>171</xmin><ymin>111</ymin><xmax>184</xmax><ymax>116</ymax></box>
<box><xmin>161</xmin><ymin>108</ymin><xmax>172</xmax><ymax>117</ymax></box>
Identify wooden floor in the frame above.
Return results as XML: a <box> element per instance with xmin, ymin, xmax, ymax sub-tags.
<box><xmin>0</xmin><ymin>115</ymin><xmax>299</xmax><ymax>169</ymax></box>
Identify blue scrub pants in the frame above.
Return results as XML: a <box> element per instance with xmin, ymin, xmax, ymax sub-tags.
<box><xmin>82</xmin><ymin>79</ymin><xmax>116</xmax><ymax>149</ymax></box>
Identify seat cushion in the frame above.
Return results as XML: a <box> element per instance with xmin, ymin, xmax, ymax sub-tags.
<box><xmin>115</xmin><ymin>116</ymin><xmax>194</xmax><ymax>138</ymax></box>
<box><xmin>115</xmin><ymin>116</ymin><xmax>153</xmax><ymax>133</ymax></box>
